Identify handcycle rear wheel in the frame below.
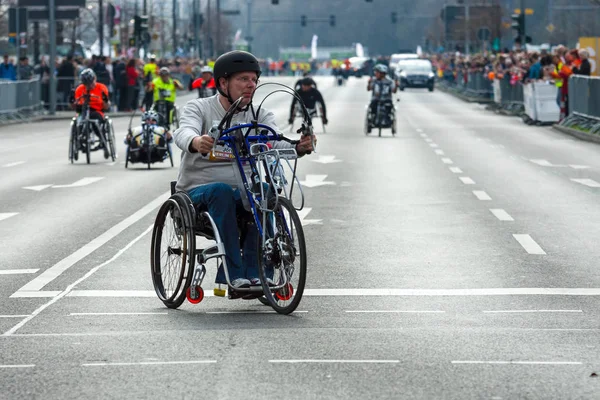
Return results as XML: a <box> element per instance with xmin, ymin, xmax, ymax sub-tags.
<box><xmin>69</xmin><ymin>120</ymin><xmax>78</xmax><ymax>163</ymax></box>
<box><xmin>258</xmin><ymin>197</ymin><xmax>307</xmax><ymax>315</ymax></box>
<box><xmin>151</xmin><ymin>194</ymin><xmax>196</xmax><ymax>309</ymax></box>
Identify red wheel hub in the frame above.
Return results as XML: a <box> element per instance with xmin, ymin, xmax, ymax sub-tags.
<box><xmin>276</xmin><ymin>283</ymin><xmax>293</xmax><ymax>301</ymax></box>
<box><xmin>186</xmin><ymin>286</ymin><xmax>204</xmax><ymax>304</ymax></box>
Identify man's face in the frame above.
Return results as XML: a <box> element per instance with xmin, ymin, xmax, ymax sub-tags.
<box><xmin>3</xmin><ymin>55</ymin><xmax>8</xmax><ymax>64</ymax></box>
<box><xmin>301</xmin><ymin>84</ymin><xmax>311</xmax><ymax>92</ymax></box>
<box><xmin>160</xmin><ymin>73</ymin><xmax>169</xmax><ymax>82</ymax></box>
<box><xmin>201</xmin><ymin>72</ymin><xmax>212</xmax><ymax>81</ymax></box>
<box><xmin>222</xmin><ymin>71</ymin><xmax>258</xmax><ymax>107</ymax></box>
<box><xmin>85</xmin><ymin>79</ymin><xmax>96</xmax><ymax>90</ymax></box>
<box><xmin>375</xmin><ymin>71</ymin><xmax>385</xmax><ymax>79</ymax></box>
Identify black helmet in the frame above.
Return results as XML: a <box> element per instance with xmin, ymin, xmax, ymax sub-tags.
<box><xmin>300</xmin><ymin>77</ymin><xmax>315</xmax><ymax>86</ymax></box>
<box><xmin>214</xmin><ymin>51</ymin><xmax>261</xmax><ymax>88</ymax></box>
<box><xmin>80</xmin><ymin>68</ymin><xmax>96</xmax><ymax>85</ymax></box>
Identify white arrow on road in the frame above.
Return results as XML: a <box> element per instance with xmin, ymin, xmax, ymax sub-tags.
<box><xmin>296</xmin><ymin>207</ymin><xmax>322</xmax><ymax>226</ymax></box>
<box><xmin>311</xmin><ymin>155</ymin><xmax>342</xmax><ymax>164</ymax></box>
<box><xmin>300</xmin><ymin>174</ymin><xmax>336</xmax><ymax>188</ymax></box>
<box><xmin>52</xmin><ymin>177</ymin><xmax>105</xmax><ymax>188</ymax></box>
<box><xmin>0</xmin><ymin>213</ymin><xmax>18</xmax><ymax>222</ymax></box>
<box><xmin>23</xmin><ymin>184</ymin><xmax>54</xmax><ymax>191</ymax></box>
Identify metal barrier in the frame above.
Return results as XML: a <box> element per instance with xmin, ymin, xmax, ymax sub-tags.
<box><xmin>437</xmin><ymin>71</ymin><xmax>492</xmax><ymax>102</ymax></box>
<box><xmin>0</xmin><ymin>78</ymin><xmax>43</xmax><ymax>123</ymax></box>
<box><xmin>560</xmin><ymin>75</ymin><xmax>600</xmax><ymax>134</ymax></box>
<box><xmin>492</xmin><ymin>78</ymin><xmax>524</xmax><ymax>115</ymax></box>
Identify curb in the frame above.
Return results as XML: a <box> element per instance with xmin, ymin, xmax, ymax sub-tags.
<box><xmin>552</xmin><ymin>124</ymin><xmax>600</xmax><ymax>145</ymax></box>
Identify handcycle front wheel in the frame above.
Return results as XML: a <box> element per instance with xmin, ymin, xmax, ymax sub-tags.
<box><xmin>151</xmin><ymin>194</ymin><xmax>196</xmax><ymax>309</ymax></box>
<box><xmin>107</xmin><ymin>119</ymin><xmax>117</xmax><ymax>162</ymax></box>
<box><xmin>258</xmin><ymin>197</ymin><xmax>307</xmax><ymax>315</ymax></box>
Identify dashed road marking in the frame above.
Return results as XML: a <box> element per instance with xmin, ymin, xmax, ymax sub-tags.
<box><xmin>69</xmin><ymin>312</ymin><xmax>168</xmax><ymax>316</ymax></box>
<box><xmin>269</xmin><ymin>360</ymin><xmax>400</xmax><ymax>364</ymax></box>
<box><xmin>52</xmin><ymin>177</ymin><xmax>105</xmax><ymax>189</ymax></box>
<box><xmin>2</xmin><ymin>161</ymin><xmax>26</xmax><ymax>168</ymax></box>
<box><xmin>483</xmin><ymin>310</ymin><xmax>582</xmax><ymax>313</ymax></box>
<box><xmin>571</xmin><ymin>178</ymin><xmax>600</xmax><ymax>188</ymax></box>
<box><xmin>429</xmin><ymin>143</ymin><xmax>438</xmax><ymax>148</ymax></box>
<box><xmin>473</xmin><ymin>190</ymin><xmax>491</xmax><ymax>200</ymax></box>
<box><xmin>441</xmin><ymin>158</ymin><xmax>453</xmax><ymax>164</ymax></box>
<box><xmin>513</xmin><ymin>234</ymin><xmax>546</xmax><ymax>255</ymax></box>
<box><xmin>345</xmin><ymin>310</ymin><xmax>445</xmax><ymax>314</ymax></box>
<box><xmin>0</xmin><ymin>269</ymin><xmax>38</xmax><ymax>275</ymax></box>
<box><xmin>0</xmin><ymin>364</ymin><xmax>35</xmax><ymax>369</ymax></box>
<box><xmin>449</xmin><ymin>167</ymin><xmax>463</xmax><ymax>174</ymax></box>
<box><xmin>435</xmin><ymin>149</ymin><xmax>445</xmax><ymax>155</ymax></box>
<box><xmin>459</xmin><ymin>177</ymin><xmax>475</xmax><ymax>185</ymax></box>
<box><xmin>82</xmin><ymin>360</ymin><xmax>217</xmax><ymax>367</ymax></box>
<box><xmin>451</xmin><ymin>361</ymin><xmax>581</xmax><ymax>365</ymax></box>
<box><xmin>490</xmin><ymin>209</ymin><xmax>514</xmax><ymax>221</ymax></box>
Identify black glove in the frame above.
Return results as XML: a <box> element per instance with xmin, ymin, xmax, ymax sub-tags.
<box><xmin>288</xmin><ymin>119</ymin><xmax>293</xmax><ymax>125</ymax></box>
<box><xmin>323</xmin><ymin>118</ymin><xmax>328</xmax><ymax>125</ymax></box>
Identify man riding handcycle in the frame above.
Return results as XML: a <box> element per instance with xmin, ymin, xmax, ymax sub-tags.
<box><xmin>150</xmin><ymin>50</ymin><xmax>317</xmax><ymax>314</ymax></box>
<box><xmin>149</xmin><ymin>67</ymin><xmax>184</xmax><ymax>136</ymax></box>
<box><xmin>69</xmin><ymin>68</ymin><xmax>117</xmax><ymax>163</ymax></box>
<box><xmin>365</xmin><ymin>64</ymin><xmax>397</xmax><ymax>136</ymax></box>
<box><xmin>289</xmin><ymin>77</ymin><xmax>328</xmax><ymax>133</ymax></box>
<box><xmin>123</xmin><ymin>110</ymin><xmax>174</xmax><ymax>169</ymax></box>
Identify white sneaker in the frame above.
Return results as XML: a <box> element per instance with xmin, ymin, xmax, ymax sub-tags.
<box><xmin>231</xmin><ymin>278</ymin><xmax>251</xmax><ymax>289</ymax></box>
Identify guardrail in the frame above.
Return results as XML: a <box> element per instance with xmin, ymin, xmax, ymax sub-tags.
<box><xmin>437</xmin><ymin>71</ymin><xmax>493</xmax><ymax>102</ymax></box>
<box><xmin>559</xmin><ymin>75</ymin><xmax>600</xmax><ymax>134</ymax></box>
<box><xmin>0</xmin><ymin>78</ymin><xmax>44</xmax><ymax>123</ymax></box>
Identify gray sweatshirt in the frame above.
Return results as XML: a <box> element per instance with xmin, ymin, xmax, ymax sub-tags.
<box><xmin>173</xmin><ymin>95</ymin><xmax>292</xmax><ymax>193</ymax></box>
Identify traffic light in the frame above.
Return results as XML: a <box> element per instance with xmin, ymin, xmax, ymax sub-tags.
<box><xmin>57</xmin><ymin>21</ymin><xmax>64</xmax><ymax>45</ymax></box>
<box><xmin>140</xmin><ymin>15</ymin><xmax>149</xmax><ymax>33</ymax></box>
<box><xmin>329</xmin><ymin>15</ymin><xmax>335</xmax><ymax>27</ymax></box>
<box><xmin>301</xmin><ymin>15</ymin><xmax>306</xmax><ymax>27</ymax></box>
<box><xmin>129</xmin><ymin>37</ymin><xmax>136</xmax><ymax>47</ymax></box>
<box><xmin>391</xmin><ymin>12</ymin><xmax>397</xmax><ymax>24</ymax></box>
<box><xmin>134</xmin><ymin>15</ymin><xmax>141</xmax><ymax>37</ymax></box>
<box><xmin>511</xmin><ymin>13</ymin><xmax>524</xmax><ymax>43</ymax></box>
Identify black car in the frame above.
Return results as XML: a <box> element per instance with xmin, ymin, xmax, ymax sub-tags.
<box><xmin>395</xmin><ymin>60</ymin><xmax>435</xmax><ymax>92</ymax></box>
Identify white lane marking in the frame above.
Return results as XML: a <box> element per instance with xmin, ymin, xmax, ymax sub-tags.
<box><xmin>19</xmin><ymin>288</ymin><xmax>600</xmax><ymax>299</ymax></box>
<box><xmin>429</xmin><ymin>143</ymin><xmax>438</xmax><ymax>148</ymax></box>
<box><xmin>10</xmin><ymin>291</ymin><xmax>61</xmax><ymax>298</ymax></box>
<box><xmin>340</xmin><ymin>181</ymin><xmax>353</xmax><ymax>187</ymax></box>
<box><xmin>416</xmin><ymin>129</ymin><xmax>423</xmax><ymax>132</ymax></box>
<box><xmin>441</xmin><ymin>158</ymin><xmax>453</xmax><ymax>164</ymax></box>
<box><xmin>106</xmin><ymin>162</ymin><xmax>117</xmax><ymax>166</ymax></box>
<box><xmin>449</xmin><ymin>167</ymin><xmax>463</xmax><ymax>174</ymax></box>
<box><xmin>529</xmin><ymin>159</ymin><xmax>558</xmax><ymax>167</ymax></box>
<box><xmin>82</xmin><ymin>360</ymin><xmax>217</xmax><ymax>367</ymax></box>
<box><xmin>490</xmin><ymin>209</ymin><xmax>514</xmax><ymax>221</ymax></box>
<box><xmin>296</xmin><ymin>207</ymin><xmax>323</xmax><ymax>226</ymax></box>
<box><xmin>451</xmin><ymin>361</ymin><xmax>582</xmax><ymax>365</ymax></box>
<box><xmin>299</xmin><ymin>174</ymin><xmax>336</xmax><ymax>188</ymax></box>
<box><xmin>435</xmin><ymin>149</ymin><xmax>445</xmax><ymax>155</ymax></box>
<box><xmin>420</xmin><ymin>133</ymin><xmax>428</xmax><ymax>138</ymax></box>
<box><xmin>14</xmin><ymin>191</ymin><xmax>169</xmax><ymax>294</ymax></box>
<box><xmin>0</xmin><ymin>364</ymin><xmax>35</xmax><ymax>368</ymax></box>
<box><xmin>459</xmin><ymin>177</ymin><xmax>475</xmax><ymax>185</ymax></box>
<box><xmin>69</xmin><ymin>312</ymin><xmax>168</xmax><ymax>316</ymax></box>
<box><xmin>2</xmin><ymin>161</ymin><xmax>26</xmax><ymax>168</ymax></box>
<box><xmin>269</xmin><ymin>360</ymin><xmax>400</xmax><ymax>364</ymax></box>
<box><xmin>0</xmin><ymin>269</ymin><xmax>38</xmax><ymax>275</ymax></box>
<box><xmin>513</xmin><ymin>234</ymin><xmax>546</xmax><ymax>255</ymax></box>
<box><xmin>0</xmin><ymin>315</ymin><xmax>30</xmax><ymax>318</ymax></box>
<box><xmin>4</xmin><ymin>225</ymin><xmax>154</xmax><ymax>336</ymax></box>
<box><xmin>473</xmin><ymin>190</ymin><xmax>491</xmax><ymax>200</ymax></box>
<box><xmin>311</xmin><ymin>155</ymin><xmax>342</xmax><ymax>164</ymax></box>
<box><xmin>0</xmin><ymin>213</ymin><xmax>18</xmax><ymax>222</ymax></box>
<box><xmin>52</xmin><ymin>177</ymin><xmax>105</xmax><ymax>188</ymax></box>
<box><xmin>22</xmin><ymin>184</ymin><xmax>53</xmax><ymax>191</ymax></box>
<box><xmin>345</xmin><ymin>310</ymin><xmax>445</xmax><ymax>314</ymax></box>
<box><xmin>424</xmin><ymin>138</ymin><xmax>433</xmax><ymax>143</ymax></box>
<box><xmin>571</xmin><ymin>178</ymin><xmax>600</xmax><ymax>188</ymax></box>
<box><xmin>569</xmin><ymin>165</ymin><xmax>590</xmax><ymax>169</ymax></box>
<box><xmin>206</xmin><ymin>311</ymin><xmax>309</xmax><ymax>314</ymax></box>
<box><xmin>483</xmin><ymin>310</ymin><xmax>582</xmax><ymax>313</ymax></box>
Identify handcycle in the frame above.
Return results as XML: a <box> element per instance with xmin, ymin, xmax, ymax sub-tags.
<box><xmin>364</xmin><ymin>98</ymin><xmax>396</xmax><ymax>137</ymax></box>
<box><xmin>151</xmin><ymin>89</ymin><xmax>180</xmax><ymax>131</ymax></box>
<box><xmin>150</xmin><ymin>83</ymin><xmax>316</xmax><ymax>314</ymax></box>
<box><xmin>290</xmin><ymin>101</ymin><xmax>326</xmax><ymax>134</ymax></box>
<box><xmin>124</xmin><ymin>111</ymin><xmax>174</xmax><ymax>169</ymax></box>
<box><xmin>69</xmin><ymin>92</ymin><xmax>117</xmax><ymax>164</ymax></box>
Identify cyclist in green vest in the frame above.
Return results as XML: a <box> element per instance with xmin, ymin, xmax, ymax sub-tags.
<box><xmin>152</xmin><ymin>67</ymin><xmax>184</xmax><ymax>135</ymax></box>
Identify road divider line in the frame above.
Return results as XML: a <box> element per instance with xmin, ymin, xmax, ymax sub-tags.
<box><xmin>459</xmin><ymin>177</ymin><xmax>475</xmax><ymax>185</ymax></box>
<box><xmin>449</xmin><ymin>167</ymin><xmax>463</xmax><ymax>174</ymax></box>
<box><xmin>3</xmin><ymin>225</ymin><xmax>154</xmax><ymax>336</ymax></box>
<box><xmin>345</xmin><ymin>310</ymin><xmax>445</xmax><ymax>313</ymax></box>
<box><xmin>0</xmin><ymin>269</ymin><xmax>38</xmax><ymax>275</ymax></box>
<box><xmin>571</xmin><ymin>178</ymin><xmax>600</xmax><ymax>188</ymax></box>
<box><xmin>206</xmin><ymin>311</ymin><xmax>308</xmax><ymax>314</ymax></box>
<box><xmin>69</xmin><ymin>312</ymin><xmax>168</xmax><ymax>316</ymax></box>
<box><xmin>473</xmin><ymin>190</ymin><xmax>491</xmax><ymax>200</ymax></box>
<box><xmin>269</xmin><ymin>360</ymin><xmax>400</xmax><ymax>364</ymax></box>
<box><xmin>490</xmin><ymin>209</ymin><xmax>514</xmax><ymax>221</ymax></box>
<box><xmin>0</xmin><ymin>364</ymin><xmax>35</xmax><ymax>368</ymax></box>
<box><xmin>425</xmin><ymin>138</ymin><xmax>433</xmax><ymax>143</ymax></box>
<box><xmin>483</xmin><ymin>310</ymin><xmax>582</xmax><ymax>313</ymax></box>
<box><xmin>0</xmin><ymin>213</ymin><xmax>18</xmax><ymax>222</ymax></box>
<box><xmin>82</xmin><ymin>360</ymin><xmax>217</xmax><ymax>367</ymax></box>
<box><xmin>14</xmin><ymin>191</ymin><xmax>170</xmax><ymax>293</ymax></box>
<box><xmin>452</xmin><ymin>361</ymin><xmax>582</xmax><ymax>365</ymax></box>
<box><xmin>441</xmin><ymin>158</ymin><xmax>453</xmax><ymax>164</ymax></box>
<box><xmin>2</xmin><ymin>161</ymin><xmax>26</xmax><ymax>168</ymax></box>
<box><xmin>435</xmin><ymin>149</ymin><xmax>445</xmax><ymax>155</ymax></box>
<box><xmin>429</xmin><ymin>143</ymin><xmax>438</xmax><ymax>148</ymax></box>
<box><xmin>513</xmin><ymin>234</ymin><xmax>546</xmax><ymax>255</ymax></box>
<box><xmin>0</xmin><ymin>315</ymin><xmax>30</xmax><ymax>318</ymax></box>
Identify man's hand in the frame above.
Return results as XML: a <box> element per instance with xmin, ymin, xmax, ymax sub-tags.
<box><xmin>288</xmin><ymin>119</ymin><xmax>294</xmax><ymax>125</ymax></box>
<box><xmin>322</xmin><ymin>118</ymin><xmax>328</xmax><ymax>125</ymax></box>
<box><xmin>190</xmin><ymin>134</ymin><xmax>215</xmax><ymax>155</ymax></box>
<box><xmin>295</xmin><ymin>133</ymin><xmax>317</xmax><ymax>156</ymax></box>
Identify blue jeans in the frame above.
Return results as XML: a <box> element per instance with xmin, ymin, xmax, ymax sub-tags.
<box><xmin>188</xmin><ymin>183</ymin><xmax>258</xmax><ymax>284</ymax></box>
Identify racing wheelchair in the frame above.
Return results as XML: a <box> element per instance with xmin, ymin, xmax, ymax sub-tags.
<box><xmin>68</xmin><ymin>92</ymin><xmax>117</xmax><ymax>164</ymax></box>
<box><xmin>150</xmin><ymin>84</ymin><xmax>316</xmax><ymax>314</ymax></box>
<box><xmin>151</xmin><ymin>89</ymin><xmax>180</xmax><ymax>132</ymax></box>
<box><xmin>124</xmin><ymin>110</ymin><xmax>174</xmax><ymax>169</ymax></box>
<box><xmin>290</xmin><ymin>101</ymin><xmax>326</xmax><ymax>134</ymax></box>
<box><xmin>364</xmin><ymin>98</ymin><xmax>396</xmax><ymax>137</ymax></box>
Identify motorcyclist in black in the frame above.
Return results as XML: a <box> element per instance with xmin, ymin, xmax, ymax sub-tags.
<box><xmin>289</xmin><ymin>78</ymin><xmax>328</xmax><ymax>126</ymax></box>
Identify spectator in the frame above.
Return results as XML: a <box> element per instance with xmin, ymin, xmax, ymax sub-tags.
<box><xmin>126</xmin><ymin>58</ymin><xmax>139</xmax><ymax>111</ymax></box>
<box><xmin>528</xmin><ymin>53</ymin><xmax>542</xmax><ymax>80</ymax></box>
<box><xmin>0</xmin><ymin>54</ymin><xmax>17</xmax><ymax>80</ymax></box>
<box><xmin>57</xmin><ymin>56</ymin><xmax>76</xmax><ymax>110</ymax></box>
<box><xmin>113</xmin><ymin>57</ymin><xmax>128</xmax><ymax>111</ymax></box>
<box><xmin>18</xmin><ymin>57</ymin><xmax>34</xmax><ymax>80</ymax></box>
<box><xmin>35</xmin><ymin>57</ymin><xmax>51</xmax><ymax>108</ymax></box>
<box><xmin>573</xmin><ymin>49</ymin><xmax>591</xmax><ymax>76</ymax></box>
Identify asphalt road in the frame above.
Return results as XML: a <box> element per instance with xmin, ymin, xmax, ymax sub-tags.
<box><xmin>1</xmin><ymin>76</ymin><xmax>599</xmax><ymax>399</ymax></box>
